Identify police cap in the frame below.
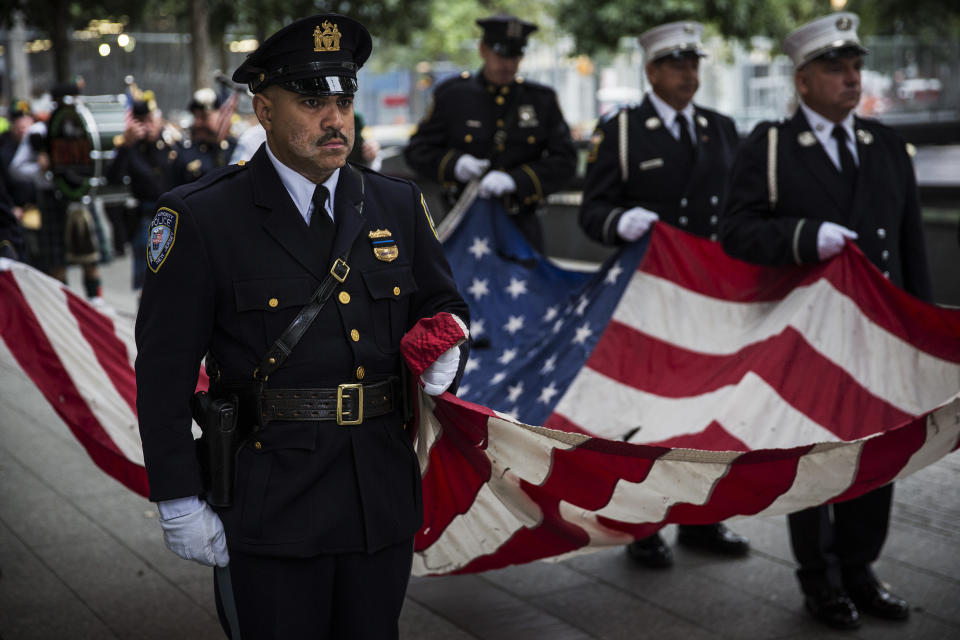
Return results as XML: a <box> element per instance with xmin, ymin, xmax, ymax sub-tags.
<box><xmin>232</xmin><ymin>14</ymin><xmax>371</xmax><ymax>96</ymax></box>
<box><xmin>638</xmin><ymin>21</ymin><xmax>707</xmax><ymax>63</ymax></box>
<box><xmin>783</xmin><ymin>13</ymin><xmax>868</xmax><ymax>69</ymax></box>
<box><xmin>476</xmin><ymin>14</ymin><xmax>537</xmax><ymax>57</ymax></box>
<box><xmin>188</xmin><ymin>88</ymin><xmax>220</xmax><ymax>112</ymax></box>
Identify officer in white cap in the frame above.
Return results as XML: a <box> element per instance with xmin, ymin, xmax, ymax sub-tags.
<box><xmin>580</xmin><ymin>22</ymin><xmax>749</xmax><ymax>568</ymax></box>
<box><xmin>721</xmin><ymin>14</ymin><xmax>929</xmax><ymax>629</ymax></box>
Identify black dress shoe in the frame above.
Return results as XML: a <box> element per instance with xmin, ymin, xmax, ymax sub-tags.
<box><xmin>846</xmin><ymin>580</ymin><xmax>910</xmax><ymax>620</ymax></box>
<box><xmin>676</xmin><ymin>523</ymin><xmax>750</xmax><ymax>557</ymax></box>
<box><xmin>804</xmin><ymin>589</ymin><xmax>861</xmax><ymax>630</ymax></box>
<box><xmin>625</xmin><ymin>533</ymin><xmax>674</xmax><ymax>568</ymax></box>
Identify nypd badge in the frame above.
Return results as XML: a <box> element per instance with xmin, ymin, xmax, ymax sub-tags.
<box><xmin>368</xmin><ymin>229</ymin><xmax>398</xmax><ymax>262</ymax></box>
<box><xmin>147</xmin><ymin>207</ymin><xmax>178</xmax><ymax>272</ymax></box>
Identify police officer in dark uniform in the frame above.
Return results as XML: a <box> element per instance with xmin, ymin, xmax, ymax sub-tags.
<box><xmin>721</xmin><ymin>13</ymin><xmax>926</xmax><ymax>630</ymax></box>
<box><xmin>580</xmin><ymin>21</ymin><xmax>750</xmax><ymax>571</ymax></box>
<box><xmin>172</xmin><ymin>88</ymin><xmax>237</xmax><ymax>185</ymax></box>
<box><xmin>404</xmin><ymin>13</ymin><xmax>576</xmax><ymax>251</ymax></box>
<box><xmin>106</xmin><ymin>92</ymin><xmax>177</xmax><ymax>292</ymax></box>
<box><xmin>136</xmin><ymin>14</ymin><xmax>469</xmax><ymax>639</ymax></box>
<box><xmin>580</xmin><ymin>21</ymin><xmax>740</xmax><ymax>245</ymax></box>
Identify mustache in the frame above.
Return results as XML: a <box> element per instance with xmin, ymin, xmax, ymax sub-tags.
<box><xmin>316</xmin><ymin>130</ymin><xmax>348</xmax><ymax>146</ymax></box>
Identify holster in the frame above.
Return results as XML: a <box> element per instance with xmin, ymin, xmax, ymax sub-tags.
<box><xmin>191</xmin><ymin>390</ymin><xmax>244</xmax><ymax>508</ymax></box>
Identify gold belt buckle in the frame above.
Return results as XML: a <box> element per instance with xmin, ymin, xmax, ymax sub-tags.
<box><xmin>337</xmin><ymin>383</ymin><xmax>363</xmax><ymax>425</ymax></box>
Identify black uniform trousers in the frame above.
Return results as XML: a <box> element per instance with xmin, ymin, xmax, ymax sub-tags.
<box><xmin>215</xmin><ymin>536</ymin><xmax>415</xmax><ymax>640</ymax></box>
<box><xmin>789</xmin><ymin>484</ymin><xmax>893</xmax><ymax>594</ymax></box>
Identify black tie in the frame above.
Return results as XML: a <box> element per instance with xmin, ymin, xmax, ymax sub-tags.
<box><xmin>310</xmin><ymin>184</ymin><xmax>332</xmax><ymax>231</ymax></box>
<box><xmin>676</xmin><ymin>112</ymin><xmax>696</xmax><ymax>161</ymax></box>
<box><xmin>832</xmin><ymin>125</ymin><xmax>857</xmax><ymax>184</ymax></box>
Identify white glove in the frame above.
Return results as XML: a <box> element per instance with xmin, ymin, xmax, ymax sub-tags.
<box><xmin>453</xmin><ymin>154</ymin><xmax>491</xmax><ymax>182</ymax></box>
<box><xmin>616</xmin><ymin>207</ymin><xmax>659</xmax><ymax>242</ymax></box>
<box><xmin>421</xmin><ymin>345</ymin><xmax>461</xmax><ymax>396</ymax></box>
<box><xmin>478</xmin><ymin>170</ymin><xmax>516</xmax><ymax>198</ymax></box>
<box><xmin>817</xmin><ymin>222</ymin><xmax>858</xmax><ymax>260</ymax></box>
<box><xmin>157</xmin><ymin>496</ymin><xmax>229</xmax><ymax>567</ymax></box>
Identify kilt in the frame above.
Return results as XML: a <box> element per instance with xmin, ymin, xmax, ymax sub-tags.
<box><xmin>28</xmin><ymin>191</ymin><xmax>111</xmax><ymax>271</ymax></box>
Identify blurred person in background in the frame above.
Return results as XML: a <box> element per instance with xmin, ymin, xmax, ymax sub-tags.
<box><xmin>404</xmin><ymin>13</ymin><xmax>576</xmax><ymax>252</ymax></box>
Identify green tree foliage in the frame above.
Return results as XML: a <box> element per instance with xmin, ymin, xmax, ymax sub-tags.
<box><xmin>555</xmin><ymin>0</ymin><xmax>960</xmax><ymax>55</ymax></box>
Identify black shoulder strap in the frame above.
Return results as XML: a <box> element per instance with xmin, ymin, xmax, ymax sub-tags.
<box><xmin>252</xmin><ymin>167</ymin><xmax>365</xmax><ymax>384</ymax></box>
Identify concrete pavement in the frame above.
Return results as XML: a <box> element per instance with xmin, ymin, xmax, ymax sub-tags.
<box><xmin>1</xmin><ymin>251</ymin><xmax>958</xmax><ymax>639</ymax></box>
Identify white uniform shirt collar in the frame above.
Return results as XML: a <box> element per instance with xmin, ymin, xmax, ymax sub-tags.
<box><xmin>799</xmin><ymin>101</ymin><xmax>859</xmax><ymax>168</ymax></box>
<box><xmin>648</xmin><ymin>90</ymin><xmax>697</xmax><ymax>143</ymax></box>
<box><xmin>264</xmin><ymin>141</ymin><xmax>338</xmax><ymax>224</ymax></box>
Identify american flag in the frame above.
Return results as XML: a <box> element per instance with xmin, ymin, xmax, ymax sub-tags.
<box><xmin>1</xmin><ymin>199</ymin><xmax>958</xmax><ymax>576</ymax></box>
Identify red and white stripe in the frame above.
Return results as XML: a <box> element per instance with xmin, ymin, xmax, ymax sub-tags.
<box><xmin>411</xmin><ymin>226</ymin><xmax>960</xmax><ymax>575</ymax></box>
<box><xmin>2</xmin><ymin>220</ymin><xmax>959</xmax><ymax>578</ymax></box>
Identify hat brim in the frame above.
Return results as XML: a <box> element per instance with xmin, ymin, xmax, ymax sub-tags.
<box><xmin>798</xmin><ymin>42</ymin><xmax>868</xmax><ymax>67</ymax></box>
<box><xmin>649</xmin><ymin>45</ymin><xmax>707</xmax><ymax>62</ymax></box>
<box><xmin>250</xmin><ymin>61</ymin><xmax>359</xmax><ymax>94</ymax></box>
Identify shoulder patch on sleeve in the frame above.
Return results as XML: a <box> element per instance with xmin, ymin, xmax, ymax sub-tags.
<box><xmin>147</xmin><ymin>207</ymin><xmax>179</xmax><ymax>273</ymax></box>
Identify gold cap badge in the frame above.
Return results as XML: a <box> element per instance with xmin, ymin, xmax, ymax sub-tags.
<box><xmin>314</xmin><ymin>21</ymin><xmax>342</xmax><ymax>52</ymax></box>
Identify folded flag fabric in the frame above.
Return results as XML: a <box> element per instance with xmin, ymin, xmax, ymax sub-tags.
<box><xmin>1</xmin><ymin>198</ymin><xmax>958</xmax><ymax>577</ymax></box>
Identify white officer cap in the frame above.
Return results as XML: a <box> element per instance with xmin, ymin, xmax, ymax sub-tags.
<box><xmin>783</xmin><ymin>12</ymin><xmax>868</xmax><ymax>68</ymax></box>
<box><xmin>638</xmin><ymin>21</ymin><xmax>706</xmax><ymax>63</ymax></box>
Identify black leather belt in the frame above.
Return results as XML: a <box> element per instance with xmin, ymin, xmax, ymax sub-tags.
<box><xmin>257</xmin><ymin>377</ymin><xmax>399</xmax><ymax>426</ymax></box>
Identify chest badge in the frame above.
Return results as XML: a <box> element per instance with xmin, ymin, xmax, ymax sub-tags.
<box><xmin>518</xmin><ymin>105</ymin><xmax>539</xmax><ymax>128</ymax></box>
<box><xmin>369</xmin><ymin>229</ymin><xmax>398</xmax><ymax>262</ymax></box>
<box><xmin>797</xmin><ymin>131</ymin><xmax>817</xmax><ymax>147</ymax></box>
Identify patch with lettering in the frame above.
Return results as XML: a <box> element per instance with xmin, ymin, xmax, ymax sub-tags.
<box><xmin>147</xmin><ymin>207</ymin><xmax>178</xmax><ymax>273</ymax></box>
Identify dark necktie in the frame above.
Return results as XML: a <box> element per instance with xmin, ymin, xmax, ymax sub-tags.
<box><xmin>310</xmin><ymin>184</ymin><xmax>332</xmax><ymax>231</ymax></box>
<box><xmin>676</xmin><ymin>112</ymin><xmax>696</xmax><ymax>161</ymax></box>
<box><xmin>832</xmin><ymin>125</ymin><xmax>857</xmax><ymax>184</ymax></box>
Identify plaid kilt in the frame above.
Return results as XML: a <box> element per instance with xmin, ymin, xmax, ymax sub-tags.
<box><xmin>27</xmin><ymin>192</ymin><xmax>111</xmax><ymax>271</ymax></box>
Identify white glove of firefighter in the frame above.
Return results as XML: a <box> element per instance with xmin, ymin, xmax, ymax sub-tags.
<box><xmin>616</xmin><ymin>207</ymin><xmax>659</xmax><ymax>242</ymax></box>
<box><xmin>478</xmin><ymin>170</ymin><xmax>517</xmax><ymax>198</ymax></box>
<box><xmin>453</xmin><ymin>154</ymin><xmax>491</xmax><ymax>182</ymax></box>
<box><xmin>421</xmin><ymin>345</ymin><xmax>461</xmax><ymax>396</ymax></box>
<box><xmin>817</xmin><ymin>222</ymin><xmax>858</xmax><ymax>260</ymax></box>
<box><xmin>158</xmin><ymin>496</ymin><xmax>229</xmax><ymax>567</ymax></box>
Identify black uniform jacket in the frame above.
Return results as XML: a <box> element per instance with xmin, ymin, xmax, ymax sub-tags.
<box><xmin>580</xmin><ymin>96</ymin><xmax>740</xmax><ymax>245</ymax></box>
<box><xmin>136</xmin><ymin>145</ymin><xmax>468</xmax><ymax>556</ymax></box>
<box><xmin>721</xmin><ymin>110</ymin><xmax>932</xmax><ymax>300</ymax></box>
<box><xmin>404</xmin><ymin>71</ymin><xmax>576</xmax><ymax>240</ymax></box>
<box><xmin>106</xmin><ymin>136</ymin><xmax>177</xmax><ymax>203</ymax></box>
<box><xmin>172</xmin><ymin>136</ymin><xmax>237</xmax><ymax>186</ymax></box>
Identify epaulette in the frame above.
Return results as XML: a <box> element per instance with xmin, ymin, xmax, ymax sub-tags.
<box><xmin>434</xmin><ymin>71</ymin><xmax>472</xmax><ymax>94</ymax></box>
<box><xmin>176</xmin><ymin>162</ymin><xmax>247</xmax><ymax>199</ymax></box>
<box><xmin>352</xmin><ymin>162</ymin><xmax>414</xmax><ymax>188</ymax></box>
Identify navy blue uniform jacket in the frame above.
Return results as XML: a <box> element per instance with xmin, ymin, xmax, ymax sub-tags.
<box><xmin>580</xmin><ymin>96</ymin><xmax>740</xmax><ymax>244</ymax></box>
<box><xmin>721</xmin><ymin>110</ymin><xmax>932</xmax><ymax>300</ymax></box>
<box><xmin>136</xmin><ymin>145</ymin><xmax>468</xmax><ymax>557</ymax></box>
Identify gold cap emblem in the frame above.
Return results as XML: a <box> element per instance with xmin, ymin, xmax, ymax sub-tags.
<box><xmin>314</xmin><ymin>21</ymin><xmax>342</xmax><ymax>52</ymax></box>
